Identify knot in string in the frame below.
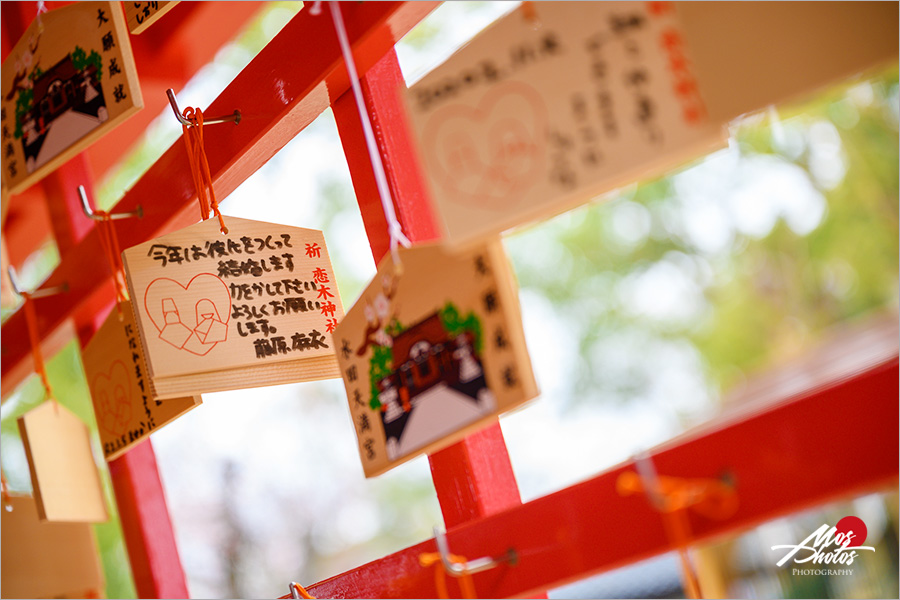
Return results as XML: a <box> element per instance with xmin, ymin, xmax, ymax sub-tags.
<box><xmin>181</xmin><ymin>106</ymin><xmax>228</xmax><ymax>235</ymax></box>
<box><xmin>617</xmin><ymin>466</ymin><xmax>738</xmax><ymax>599</ymax></box>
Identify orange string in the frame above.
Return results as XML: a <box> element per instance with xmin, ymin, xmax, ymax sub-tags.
<box><xmin>94</xmin><ymin>211</ymin><xmax>128</xmax><ymax>316</ymax></box>
<box><xmin>616</xmin><ymin>470</ymin><xmax>727</xmax><ymax>599</ymax></box>
<box><xmin>290</xmin><ymin>583</ymin><xmax>315</xmax><ymax>599</ymax></box>
<box><xmin>21</xmin><ymin>292</ymin><xmax>52</xmax><ymax>399</ymax></box>
<box><xmin>1</xmin><ymin>469</ymin><xmax>12</xmax><ymax>511</ymax></box>
<box><xmin>520</xmin><ymin>1</ymin><xmax>540</xmax><ymax>26</ymax></box>
<box><xmin>181</xmin><ymin>107</ymin><xmax>228</xmax><ymax>234</ymax></box>
<box><xmin>662</xmin><ymin>509</ymin><xmax>702</xmax><ymax>599</ymax></box>
<box><xmin>419</xmin><ymin>553</ymin><xmax>477</xmax><ymax>599</ymax></box>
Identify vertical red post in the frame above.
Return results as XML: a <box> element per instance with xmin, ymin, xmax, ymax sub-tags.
<box><xmin>69</xmin><ymin>200</ymin><xmax>188</xmax><ymax>597</ymax></box>
<box><xmin>52</xmin><ymin>174</ymin><xmax>189</xmax><ymax>600</ymax></box>
<box><xmin>331</xmin><ymin>38</ymin><xmax>525</xmax><ymax>531</ymax></box>
<box><xmin>106</xmin><ymin>442</ymin><xmax>190</xmax><ymax>599</ymax></box>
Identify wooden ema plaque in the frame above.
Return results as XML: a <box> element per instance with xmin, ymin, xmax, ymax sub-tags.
<box><xmin>17</xmin><ymin>400</ymin><xmax>108</xmax><ymax>522</ymax></box>
<box><xmin>0</xmin><ymin>1</ymin><xmax>143</xmax><ymax>195</ymax></box>
<box><xmin>122</xmin><ymin>217</ymin><xmax>343</xmax><ymax>398</ymax></box>
<box><xmin>334</xmin><ymin>241</ymin><xmax>538</xmax><ymax>477</ymax></box>
<box><xmin>405</xmin><ymin>1</ymin><xmax>722</xmax><ymax>248</ymax></box>
<box><xmin>1</xmin><ymin>495</ymin><xmax>104</xmax><ymax>599</ymax></box>
<box><xmin>83</xmin><ymin>300</ymin><xmax>201</xmax><ymax>461</ymax></box>
<box><xmin>125</xmin><ymin>1</ymin><xmax>179</xmax><ymax>35</ymax></box>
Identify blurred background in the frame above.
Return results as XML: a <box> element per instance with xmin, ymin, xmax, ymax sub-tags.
<box><xmin>1</xmin><ymin>2</ymin><xmax>897</xmax><ymax>598</ymax></box>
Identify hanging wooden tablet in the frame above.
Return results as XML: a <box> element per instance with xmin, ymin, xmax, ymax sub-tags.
<box><xmin>125</xmin><ymin>1</ymin><xmax>179</xmax><ymax>35</ymax></box>
<box><xmin>17</xmin><ymin>401</ymin><xmax>108</xmax><ymax>522</ymax></box>
<box><xmin>1</xmin><ymin>495</ymin><xmax>105</xmax><ymax>599</ymax></box>
<box><xmin>671</xmin><ymin>2</ymin><xmax>898</xmax><ymax>126</ymax></box>
<box><xmin>405</xmin><ymin>1</ymin><xmax>722</xmax><ymax>247</ymax></box>
<box><xmin>0</xmin><ymin>1</ymin><xmax>143</xmax><ymax>194</ymax></box>
<box><xmin>122</xmin><ymin>217</ymin><xmax>343</xmax><ymax>398</ymax></box>
<box><xmin>334</xmin><ymin>241</ymin><xmax>538</xmax><ymax>477</ymax></box>
<box><xmin>83</xmin><ymin>300</ymin><xmax>201</xmax><ymax>461</ymax></box>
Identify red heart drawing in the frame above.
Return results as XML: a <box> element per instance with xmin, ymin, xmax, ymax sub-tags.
<box><xmin>422</xmin><ymin>80</ymin><xmax>548</xmax><ymax>209</ymax></box>
<box><xmin>143</xmin><ymin>273</ymin><xmax>230</xmax><ymax>356</ymax></box>
<box><xmin>92</xmin><ymin>360</ymin><xmax>133</xmax><ymax>436</ymax></box>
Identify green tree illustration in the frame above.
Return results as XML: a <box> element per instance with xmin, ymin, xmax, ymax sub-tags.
<box><xmin>71</xmin><ymin>46</ymin><xmax>87</xmax><ymax>70</ymax></box>
<box><xmin>368</xmin><ymin>344</ymin><xmax>394</xmax><ymax>410</ymax></box>
<box><xmin>13</xmin><ymin>87</ymin><xmax>34</xmax><ymax>139</ymax></box>
<box><xmin>439</xmin><ymin>302</ymin><xmax>483</xmax><ymax>353</ymax></box>
<box><xmin>71</xmin><ymin>46</ymin><xmax>103</xmax><ymax>80</ymax></box>
<box><xmin>367</xmin><ymin>318</ymin><xmax>408</xmax><ymax>408</ymax></box>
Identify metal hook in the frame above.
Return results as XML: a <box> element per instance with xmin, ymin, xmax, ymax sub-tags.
<box><xmin>166</xmin><ymin>89</ymin><xmax>241</xmax><ymax>126</ymax></box>
<box><xmin>622</xmin><ymin>450</ymin><xmax>738</xmax><ymax>519</ymax></box>
<box><xmin>78</xmin><ymin>185</ymin><xmax>143</xmax><ymax>220</ymax></box>
<box><xmin>7</xmin><ymin>266</ymin><xmax>68</xmax><ymax>299</ymax></box>
<box><xmin>633</xmin><ymin>450</ymin><xmax>667</xmax><ymax>510</ymax></box>
<box><xmin>432</xmin><ymin>526</ymin><xmax>516</xmax><ymax>577</ymax></box>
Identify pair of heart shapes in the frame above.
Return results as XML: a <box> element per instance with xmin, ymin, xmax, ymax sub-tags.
<box><xmin>91</xmin><ymin>360</ymin><xmax>133</xmax><ymax>436</ymax></box>
<box><xmin>421</xmin><ymin>81</ymin><xmax>549</xmax><ymax>207</ymax></box>
<box><xmin>143</xmin><ymin>274</ymin><xmax>231</xmax><ymax>356</ymax></box>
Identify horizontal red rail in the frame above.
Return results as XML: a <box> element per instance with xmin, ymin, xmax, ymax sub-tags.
<box><xmin>275</xmin><ymin>358</ymin><xmax>898</xmax><ymax>599</ymax></box>
<box><xmin>0</xmin><ymin>1</ymin><xmax>437</xmax><ymax>388</ymax></box>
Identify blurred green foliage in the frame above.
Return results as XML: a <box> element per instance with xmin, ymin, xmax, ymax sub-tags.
<box><xmin>507</xmin><ymin>68</ymin><xmax>899</xmax><ymax>404</ymax></box>
<box><xmin>3</xmin><ymin>0</ymin><xmax>897</xmax><ymax>595</ymax></box>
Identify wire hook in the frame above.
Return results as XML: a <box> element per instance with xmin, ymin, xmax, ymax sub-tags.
<box><xmin>433</xmin><ymin>526</ymin><xmax>516</xmax><ymax>577</ymax></box>
<box><xmin>166</xmin><ymin>89</ymin><xmax>241</xmax><ymax>126</ymax></box>
<box><xmin>633</xmin><ymin>449</ymin><xmax>667</xmax><ymax>510</ymax></box>
<box><xmin>7</xmin><ymin>266</ymin><xmax>67</xmax><ymax>299</ymax></box>
<box><xmin>78</xmin><ymin>185</ymin><xmax>143</xmax><ymax>220</ymax></box>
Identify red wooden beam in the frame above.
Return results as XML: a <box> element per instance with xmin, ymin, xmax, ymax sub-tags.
<box><xmin>332</xmin><ymin>46</ymin><xmax>441</xmax><ymax>259</ymax></box>
<box><xmin>70</xmin><ymin>296</ymin><xmax>189</xmax><ymax>599</ymax></box>
<box><xmin>84</xmin><ymin>2</ymin><xmax>266</xmax><ymax>180</ymax></box>
<box><xmin>41</xmin><ymin>156</ymin><xmax>97</xmax><ymax>255</ymax></box>
<box><xmin>61</xmin><ymin>166</ymin><xmax>189</xmax><ymax>600</ymax></box>
<box><xmin>331</xmin><ymin>40</ymin><xmax>526</xmax><ymax>531</ymax></box>
<box><xmin>288</xmin><ymin>358</ymin><xmax>898</xmax><ymax>599</ymax></box>
<box><xmin>107</xmin><ymin>442</ymin><xmax>189</xmax><ymax>599</ymax></box>
<box><xmin>32</xmin><ymin>107</ymin><xmax>189</xmax><ymax>594</ymax></box>
<box><xmin>0</xmin><ymin>1</ymin><xmax>437</xmax><ymax>390</ymax></box>
<box><xmin>3</xmin><ymin>184</ymin><xmax>50</xmax><ymax>266</ymax></box>
<box><xmin>1</xmin><ymin>2</ymin><xmax>264</xmax><ymax>270</ymax></box>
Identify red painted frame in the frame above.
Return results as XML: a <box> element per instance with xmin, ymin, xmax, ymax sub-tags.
<box><xmin>330</xmin><ymin>47</ymin><xmax>528</xmax><ymax>535</ymax></box>
<box><xmin>2</xmin><ymin>2</ymin><xmax>897</xmax><ymax>599</ymax></box>
<box><xmin>296</xmin><ymin>359</ymin><xmax>898</xmax><ymax>599</ymax></box>
<box><xmin>1</xmin><ymin>3</ymin><xmax>437</xmax><ymax>597</ymax></box>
